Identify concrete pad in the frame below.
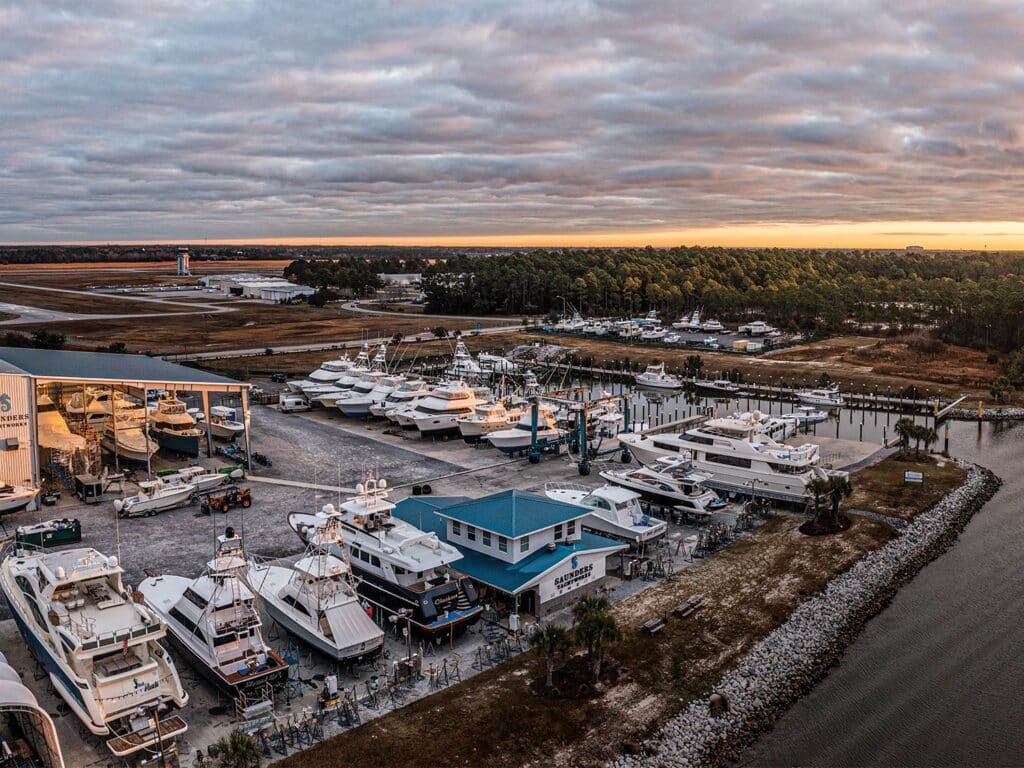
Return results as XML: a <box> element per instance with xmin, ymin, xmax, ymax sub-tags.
<box><xmin>786</xmin><ymin>435</ymin><xmax>884</xmax><ymax>470</ymax></box>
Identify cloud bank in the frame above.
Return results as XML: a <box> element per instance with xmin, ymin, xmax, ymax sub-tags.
<box><xmin>2</xmin><ymin>0</ymin><xmax>1023</xmax><ymax>242</ymax></box>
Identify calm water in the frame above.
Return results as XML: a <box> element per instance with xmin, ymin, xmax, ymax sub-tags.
<box><xmin>741</xmin><ymin>419</ymin><xmax>1024</xmax><ymax>767</ymax></box>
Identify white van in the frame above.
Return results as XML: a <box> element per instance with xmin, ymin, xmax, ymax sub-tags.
<box><xmin>279</xmin><ymin>393</ymin><xmax>310</xmax><ymax>413</ymax></box>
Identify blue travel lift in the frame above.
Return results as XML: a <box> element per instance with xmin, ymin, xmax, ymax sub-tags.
<box><xmin>525</xmin><ymin>392</ymin><xmax>633</xmax><ymax>475</ymax></box>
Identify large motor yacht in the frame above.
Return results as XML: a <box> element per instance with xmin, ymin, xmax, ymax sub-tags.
<box><xmin>795</xmin><ymin>387</ymin><xmax>845</xmax><ymax>408</ymax></box>
<box><xmin>248</xmin><ymin>513</ymin><xmax>384</xmax><ymax>662</ymax></box>
<box><xmin>635</xmin><ymin>363</ymin><xmax>683</xmax><ymax>390</ymax></box>
<box><xmin>139</xmin><ymin>529</ymin><xmax>288</xmax><ymax>697</ymax></box>
<box><xmin>288</xmin><ymin>355</ymin><xmax>352</xmax><ymax>394</ymax></box>
<box><xmin>1</xmin><ymin>547</ymin><xmax>188</xmax><ymax>756</ymax></box>
<box><xmin>100</xmin><ymin>416</ymin><xmax>158</xmax><ymax>463</ymax></box>
<box><xmin>543</xmin><ymin>484</ymin><xmax>667</xmax><ymax>544</ymax></box>
<box><xmin>288</xmin><ymin>478</ymin><xmax>482</xmax><ymax>638</ymax></box>
<box><xmin>373</xmin><ymin>380</ymin><xmax>431</xmax><ymax>421</ymax></box>
<box><xmin>150</xmin><ymin>396</ymin><xmax>204</xmax><ymax>457</ymax></box>
<box><xmin>397</xmin><ymin>380</ymin><xmax>490</xmax><ymax>436</ymax></box>
<box><xmin>620</xmin><ymin>417</ymin><xmax>829</xmax><ymax>503</ymax></box>
<box><xmin>600</xmin><ymin>458</ymin><xmax>727</xmax><ymax>520</ymax></box>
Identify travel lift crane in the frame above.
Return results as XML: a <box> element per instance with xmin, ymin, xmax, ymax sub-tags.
<box><xmin>525</xmin><ymin>392</ymin><xmax>634</xmax><ymax>475</ymax></box>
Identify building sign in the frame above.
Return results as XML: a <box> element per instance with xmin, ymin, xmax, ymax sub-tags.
<box><xmin>0</xmin><ymin>374</ymin><xmax>33</xmax><ymax>486</ymax></box>
<box><xmin>538</xmin><ymin>552</ymin><xmax>607</xmax><ymax>603</ymax></box>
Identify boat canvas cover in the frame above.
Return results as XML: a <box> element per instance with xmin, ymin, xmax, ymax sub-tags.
<box><xmin>325</xmin><ymin>601</ymin><xmax>381</xmax><ymax>649</ymax></box>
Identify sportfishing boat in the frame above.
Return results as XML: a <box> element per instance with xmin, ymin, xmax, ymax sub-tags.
<box><xmin>795</xmin><ymin>387</ymin><xmax>845</xmax><ymax>408</ymax></box>
<box><xmin>150</xmin><ymin>396</ymin><xmax>204</xmax><ymax>457</ymax></box>
<box><xmin>1</xmin><ymin>546</ymin><xmax>188</xmax><ymax>755</ymax></box>
<box><xmin>781</xmin><ymin>405</ymin><xmax>829</xmax><ymax>425</ymax></box>
<box><xmin>0</xmin><ymin>485</ymin><xmax>39</xmax><ymax>515</ymax></box>
<box><xmin>289</xmin><ymin>478</ymin><xmax>482</xmax><ymax>638</ymax></box>
<box><xmin>100</xmin><ymin>417</ymin><xmax>158</xmax><ymax>463</ymax></box>
<box><xmin>36</xmin><ymin>395</ymin><xmax>87</xmax><ymax>451</ymax></box>
<box><xmin>457</xmin><ymin>401</ymin><xmax>522</xmax><ymax>442</ymax></box>
<box><xmin>247</xmin><ymin>514</ymin><xmax>384</xmax><ymax>662</ymax></box>
<box><xmin>694</xmin><ymin>378</ymin><xmax>741</xmax><ymax>395</ymax></box>
<box><xmin>485</xmin><ymin>402</ymin><xmax>565</xmax><ymax>453</ymax></box>
<box><xmin>446</xmin><ymin>340</ymin><xmax>482</xmax><ymax>380</ymax></box>
<box><xmin>64</xmin><ymin>390</ymin><xmax>108</xmax><ymax>423</ymax></box>
<box><xmin>113</xmin><ymin>479</ymin><xmax>195</xmax><ymax>518</ymax></box>
<box><xmin>158</xmin><ymin>465</ymin><xmax>230</xmax><ymax>493</ymax></box>
<box><xmin>139</xmin><ymin>528</ymin><xmax>288</xmax><ymax>697</ymax></box>
<box><xmin>543</xmin><ymin>484</ymin><xmax>666</xmax><ymax>544</ymax></box>
<box><xmin>328</xmin><ymin>344</ymin><xmax>373</xmax><ymax>393</ymax></box>
<box><xmin>372</xmin><ymin>380</ymin><xmax>430</xmax><ymax>420</ymax></box>
<box><xmin>208</xmin><ymin>406</ymin><xmax>245</xmax><ymax>440</ymax></box>
<box><xmin>635</xmin><ymin>363</ymin><xmax>683</xmax><ymax>390</ymax></box>
<box><xmin>399</xmin><ymin>380</ymin><xmax>490</xmax><ymax>436</ymax></box>
<box><xmin>555</xmin><ymin>312</ymin><xmax>588</xmax><ymax>332</ymax></box>
<box><xmin>600</xmin><ymin>459</ymin><xmax>727</xmax><ymax>519</ymax></box>
<box><xmin>620</xmin><ymin>417</ymin><xmax>827</xmax><ymax>503</ymax></box>
<box><xmin>478</xmin><ymin>353</ymin><xmax>518</xmax><ymax>375</ymax></box>
<box><xmin>308</xmin><ymin>388</ymin><xmax>347</xmax><ymax>408</ymax></box>
<box><xmin>338</xmin><ymin>365</ymin><xmax>406</xmax><ymax>418</ymax></box>
<box><xmin>288</xmin><ymin>355</ymin><xmax>352</xmax><ymax>394</ymax></box>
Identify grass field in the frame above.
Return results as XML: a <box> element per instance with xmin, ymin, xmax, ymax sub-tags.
<box><xmin>277</xmin><ymin>455</ymin><xmax>934</xmax><ymax>768</ymax></box>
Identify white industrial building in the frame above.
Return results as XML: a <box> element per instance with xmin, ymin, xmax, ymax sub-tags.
<box><xmin>196</xmin><ymin>274</ymin><xmax>315</xmax><ymax>301</ymax></box>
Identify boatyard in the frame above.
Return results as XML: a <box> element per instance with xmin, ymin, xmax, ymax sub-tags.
<box><xmin>0</xmin><ymin>324</ymin><xmax>983</xmax><ymax>768</ymax></box>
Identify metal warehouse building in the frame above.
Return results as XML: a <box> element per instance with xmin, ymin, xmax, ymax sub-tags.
<box><xmin>0</xmin><ymin>347</ymin><xmax>252</xmax><ymax>497</ymax></box>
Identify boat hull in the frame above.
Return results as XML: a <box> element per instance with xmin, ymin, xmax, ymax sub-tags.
<box><xmin>582</xmin><ymin>513</ymin><xmax>667</xmax><ymax>544</ymax></box>
<box><xmin>209</xmin><ymin>422</ymin><xmax>244</xmax><ymax>440</ymax></box>
<box><xmin>152</xmin><ymin>430</ymin><xmax>201</xmax><ymax>457</ymax></box>
<box><xmin>259</xmin><ymin>596</ymin><xmax>383</xmax><ymax>663</ymax></box>
<box><xmin>100</xmin><ymin>436</ymin><xmax>154</xmax><ymax>463</ymax></box>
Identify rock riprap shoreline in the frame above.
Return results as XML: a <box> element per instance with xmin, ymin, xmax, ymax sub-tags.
<box><xmin>610</xmin><ymin>462</ymin><xmax>1001</xmax><ymax>768</ymax></box>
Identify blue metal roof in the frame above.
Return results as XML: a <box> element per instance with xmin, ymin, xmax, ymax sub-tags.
<box><xmin>392</xmin><ymin>497</ymin><xmax>625</xmax><ymax>595</ymax></box>
<box><xmin>427</xmin><ymin>489</ymin><xmax>588</xmax><ymax>538</ymax></box>
<box><xmin>0</xmin><ymin>347</ymin><xmax>243</xmax><ymax>386</ymax></box>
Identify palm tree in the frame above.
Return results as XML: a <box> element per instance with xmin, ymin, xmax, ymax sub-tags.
<box><xmin>532</xmin><ymin>624</ymin><xmax>570</xmax><ymax>690</ymax></box>
<box><xmin>572</xmin><ymin>595</ymin><xmax>620</xmax><ymax>684</ymax></box>
<box><xmin>920</xmin><ymin>424</ymin><xmax>939</xmax><ymax>456</ymax></box>
<box><xmin>822</xmin><ymin>475</ymin><xmax>853</xmax><ymax>528</ymax></box>
<box><xmin>212</xmin><ymin>731</ymin><xmax>261</xmax><ymax>768</ymax></box>
<box><xmin>807</xmin><ymin>477</ymin><xmax>830</xmax><ymax>521</ymax></box>
<box><xmin>894</xmin><ymin>417</ymin><xmax>915</xmax><ymax>458</ymax></box>
<box><xmin>806</xmin><ymin>475</ymin><xmax>853</xmax><ymax>531</ymax></box>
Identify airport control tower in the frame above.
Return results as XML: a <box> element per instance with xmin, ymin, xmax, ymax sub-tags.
<box><xmin>176</xmin><ymin>246</ymin><xmax>191</xmax><ymax>276</ymax></box>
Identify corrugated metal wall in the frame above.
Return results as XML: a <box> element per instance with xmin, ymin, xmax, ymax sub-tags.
<box><xmin>0</xmin><ymin>373</ymin><xmax>35</xmax><ymax>486</ymax></box>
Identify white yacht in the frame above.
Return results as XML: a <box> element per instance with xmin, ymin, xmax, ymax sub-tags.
<box><xmin>478</xmin><ymin>353</ymin><xmax>518</xmax><ymax>375</ymax></box>
<box><xmin>671</xmin><ymin>309</ymin><xmax>700</xmax><ymax>330</ymax></box>
<box><xmin>373</xmin><ymin>380</ymin><xmax>431</xmax><ymax>420</ymax></box>
<box><xmin>688</xmin><ymin>309</ymin><xmax>702</xmax><ymax>330</ymax></box>
<box><xmin>446</xmin><ymin>340</ymin><xmax>482</xmax><ymax>380</ymax></box>
<box><xmin>114</xmin><ymin>479</ymin><xmax>196</xmax><ymax>518</ymax></box>
<box><xmin>457</xmin><ymin>401</ymin><xmax>522</xmax><ymax>442</ymax></box>
<box><xmin>543</xmin><ymin>484</ymin><xmax>666</xmax><ymax>544</ymax></box>
<box><xmin>338</xmin><ymin>356</ymin><xmax>404</xmax><ymax>417</ymax></box>
<box><xmin>208</xmin><ymin>406</ymin><xmax>245</xmax><ymax>440</ymax></box>
<box><xmin>36</xmin><ymin>395</ymin><xmax>87</xmax><ymax>452</ymax></box>
<box><xmin>288</xmin><ymin>355</ymin><xmax>352</xmax><ymax>394</ymax></box>
<box><xmin>640</xmin><ymin>327</ymin><xmax>667</xmax><ymax>341</ymax></box>
<box><xmin>620</xmin><ymin>417</ymin><xmax>828</xmax><ymax>502</ymax></box>
<box><xmin>159</xmin><ymin>465</ymin><xmax>230</xmax><ymax>493</ymax></box>
<box><xmin>399</xmin><ymin>380</ymin><xmax>490</xmax><ymax>436</ymax></box>
<box><xmin>139</xmin><ymin>529</ymin><xmax>288</xmax><ymax>697</ymax></box>
<box><xmin>100</xmin><ymin>417</ymin><xmax>158</xmax><ymax>463</ymax></box>
<box><xmin>308</xmin><ymin>388</ymin><xmax>348</xmax><ymax>408</ymax></box>
<box><xmin>328</xmin><ymin>344</ymin><xmax>375</xmax><ymax>393</ymax></box>
<box><xmin>781</xmin><ymin>405</ymin><xmax>829</xmax><ymax>425</ymax></box>
<box><xmin>795</xmin><ymin>387</ymin><xmax>845</xmax><ymax>408</ymax></box>
<box><xmin>700</xmin><ymin>318</ymin><xmax>725</xmax><ymax>332</ymax></box>
<box><xmin>635</xmin><ymin>363</ymin><xmax>683</xmax><ymax>390</ymax></box>
<box><xmin>738</xmin><ymin>320</ymin><xmax>776</xmax><ymax>336</ymax></box>
<box><xmin>0</xmin><ymin>485</ymin><xmax>39</xmax><ymax>515</ymax></box>
<box><xmin>64</xmin><ymin>390</ymin><xmax>108</xmax><ymax>422</ymax></box>
<box><xmin>600</xmin><ymin>459</ymin><xmax>727</xmax><ymax>519</ymax></box>
<box><xmin>614</xmin><ymin>321</ymin><xmax>642</xmax><ymax>339</ymax></box>
<box><xmin>247</xmin><ymin>514</ymin><xmax>384</xmax><ymax>662</ymax></box>
<box><xmin>288</xmin><ymin>478</ymin><xmax>482</xmax><ymax>638</ymax></box>
<box><xmin>485</xmin><ymin>402</ymin><xmax>565</xmax><ymax>453</ymax></box>
<box><xmin>1</xmin><ymin>547</ymin><xmax>188</xmax><ymax>755</ymax></box>
<box><xmin>731</xmin><ymin>411</ymin><xmax>796</xmax><ymax>441</ymax></box>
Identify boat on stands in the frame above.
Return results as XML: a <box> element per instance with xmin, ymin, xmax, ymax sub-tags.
<box><xmin>0</xmin><ymin>485</ymin><xmax>39</xmax><ymax>515</ymax></box>
<box><xmin>150</xmin><ymin>396</ymin><xmax>204</xmax><ymax>457</ymax></box>
<box><xmin>100</xmin><ymin>418</ymin><xmax>158</xmax><ymax>463</ymax></box>
<box><xmin>288</xmin><ymin>355</ymin><xmax>352</xmax><ymax>394</ymax></box>
<box><xmin>373</xmin><ymin>381</ymin><xmax>431</xmax><ymax>421</ymax></box>
<box><xmin>485</xmin><ymin>402</ymin><xmax>565</xmax><ymax>453</ymax></box>
<box><xmin>139</xmin><ymin>528</ymin><xmax>288</xmax><ymax>697</ymax></box>
<box><xmin>600</xmin><ymin>458</ymin><xmax>726</xmax><ymax>520</ymax></box>
<box><xmin>446</xmin><ymin>340</ymin><xmax>482</xmax><ymax>381</ymax></box>
<box><xmin>543</xmin><ymin>484</ymin><xmax>666</xmax><ymax>544</ymax></box>
<box><xmin>36</xmin><ymin>395</ymin><xmax>87</xmax><ymax>452</ymax></box>
<box><xmin>289</xmin><ymin>478</ymin><xmax>482</xmax><ymax>638</ymax></box>
<box><xmin>457</xmin><ymin>401</ymin><xmax>523</xmax><ymax>442</ymax></box>
<box><xmin>1</xmin><ymin>546</ymin><xmax>188</xmax><ymax>756</ymax></box>
<box><xmin>208</xmin><ymin>406</ymin><xmax>245</xmax><ymax>440</ymax></box>
<box><xmin>397</xmin><ymin>380</ymin><xmax>490</xmax><ymax>436</ymax></box>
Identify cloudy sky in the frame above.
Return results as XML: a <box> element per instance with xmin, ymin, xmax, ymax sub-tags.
<box><xmin>3</xmin><ymin>0</ymin><xmax>1024</xmax><ymax>246</ymax></box>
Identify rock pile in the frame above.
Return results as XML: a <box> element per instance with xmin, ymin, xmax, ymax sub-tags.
<box><xmin>951</xmin><ymin>406</ymin><xmax>1024</xmax><ymax>421</ymax></box>
<box><xmin>610</xmin><ymin>463</ymin><xmax>1000</xmax><ymax>768</ymax></box>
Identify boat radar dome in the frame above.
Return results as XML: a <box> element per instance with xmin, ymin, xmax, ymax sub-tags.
<box><xmin>109</xmin><ymin>556</ymin><xmax>118</xmax><ymax>568</ymax></box>
<box><xmin>56</xmin><ymin>566</ymin><xmax>66</xmax><ymax>580</ymax></box>
<box><xmin>379</xmin><ymin>479</ymin><xmax>388</xmax><ymax>489</ymax></box>
<box><xmin>356</xmin><ymin>484</ymin><xmax>365</xmax><ymax>494</ymax></box>
<box><xmin>225</xmin><ymin>526</ymin><xmax>236</xmax><ymax>539</ymax></box>
<box><xmin>751</xmin><ymin>410</ymin><xmax>764</xmax><ymax>422</ymax></box>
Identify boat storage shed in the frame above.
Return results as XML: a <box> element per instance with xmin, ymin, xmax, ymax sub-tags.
<box><xmin>0</xmin><ymin>347</ymin><xmax>252</xmax><ymax>493</ymax></box>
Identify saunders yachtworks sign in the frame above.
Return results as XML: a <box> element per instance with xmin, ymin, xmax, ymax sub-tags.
<box><xmin>537</xmin><ymin>552</ymin><xmax>607</xmax><ymax>603</ymax></box>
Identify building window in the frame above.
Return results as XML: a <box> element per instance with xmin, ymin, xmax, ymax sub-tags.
<box><xmin>452</xmin><ymin>521</ymin><xmax>461</xmax><ymax>537</ymax></box>
<box><xmin>498</xmin><ymin>536</ymin><xmax>508</xmax><ymax>553</ymax></box>
<box><xmin>567</xmin><ymin>520</ymin><xmax>576</xmax><ymax>536</ymax></box>
<box><xmin>482</xmin><ymin>530</ymin><xmax>491</xmax><ymax>547</ymax></box>
<box><xmin>467</xmin><ymin>525</ymin><xmax>476</xmax><ymax>542</ymax></box>
<box><xmin>554</xmin><ymin>524</ymin><xmax>563</xmax><ymax>540</ymax></box>
<box><xmin>520</xmin><ymin>535</ymin><xmax>529</xmax><ymax>553</ymax></box>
